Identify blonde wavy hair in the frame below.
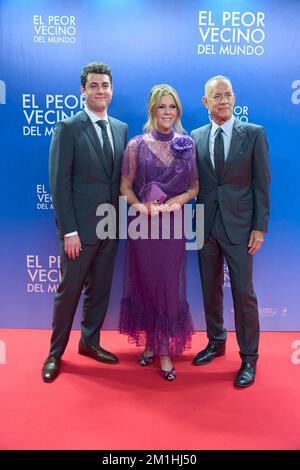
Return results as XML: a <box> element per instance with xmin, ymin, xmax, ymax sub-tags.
<box><xmin>144</xmin><ymin>84</ymin><xmax>183</xmax><ymax>134</ymax></box>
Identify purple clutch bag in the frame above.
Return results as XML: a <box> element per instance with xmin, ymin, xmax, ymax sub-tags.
<box><xmin>145</xmin><ymin>183</ymin><xmax>167</xmax><ymax>203</ymax></box>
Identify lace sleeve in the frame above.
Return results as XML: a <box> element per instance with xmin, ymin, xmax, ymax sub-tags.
<box><xmin>189</xmin><ymin>140</ymin><xmax>199</xmax><ymax>189</ymax></box>
<box><xmin>121</xmin><ymin>137</ymin><xmax>139</xmax><ymax>182</ymax></box>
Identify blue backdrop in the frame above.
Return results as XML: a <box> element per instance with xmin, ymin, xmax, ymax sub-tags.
<box><xmin>0</xmin><ymin>0</ymin><xmax>299</xmax><ymax>331</ymax></box>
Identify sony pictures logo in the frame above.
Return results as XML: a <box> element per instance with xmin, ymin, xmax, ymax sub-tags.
<box><xmin>33</xmin><ymin>15</ymin><xmax>76</xmax><ymax>44</ymax></box>
<box><xmin>258</xmin><ymin>308</ymin><xmax>288</xmax><ymax>317</ymax></box>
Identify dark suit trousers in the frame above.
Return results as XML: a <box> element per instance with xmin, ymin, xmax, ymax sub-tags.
<box><xmin>49</xmin><ymin>238</ymin><xmax>118</xmax><ymax>357</ymax></box>
<box><xmin>198</xmin><ymin>209</ymin><xmax>259</xmax><ymax>364</ymax></box>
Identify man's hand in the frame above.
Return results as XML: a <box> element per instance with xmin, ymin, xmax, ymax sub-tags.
<box><xmin>248</xmin><ymin>230</ymin><xmax>264</xmax><ymax>255</ymax></box>
<box><xmin>64</xmin><ymin>234</ymin><xmax>82</xmax><ymax>259</ymax></box>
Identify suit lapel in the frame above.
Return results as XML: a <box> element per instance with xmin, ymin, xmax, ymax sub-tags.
<box><xmin>223</xmin><ymin>119</ymin><xmax>247</xmax><ymax>178</ymax></box>
<box><xmin>197</xmin><ymin>124</ymin><xmax>218</xmax><ymax>181</ymax></box>
<box><xmin>80</xmin><ymin>110</ymin><xmax>110</xmax><ymax>179</ymax></box>
<box><xmin>109</xmin><ymin>117</ymin><xmax>123</xmax><ymax>178</ymax></box>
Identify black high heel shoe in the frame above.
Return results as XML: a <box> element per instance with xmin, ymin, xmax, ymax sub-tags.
<box><xmin>138</xmin><ymin>352</ymin><xmax>155</xmax><ymax>366</ymax></box>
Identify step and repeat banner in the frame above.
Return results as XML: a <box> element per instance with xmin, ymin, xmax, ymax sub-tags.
<box><xmin>0</xmin><ymin>0</ymin><xmax>299</xmax><ymax>331</ymax></box>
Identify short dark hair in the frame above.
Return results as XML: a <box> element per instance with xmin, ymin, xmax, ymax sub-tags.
<box><xmin>81</xmin><ymin>62</ymin><xmax>112</xmax><ymax>87</ymax></box>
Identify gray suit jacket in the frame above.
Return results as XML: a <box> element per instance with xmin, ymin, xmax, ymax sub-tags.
<box><xmin>191</xmin><ymin>119</ymin><xmax>270</xmax><ymax>244</ymax></box>
<box><xmin>49</xmin><ymin>110</ymin><xmax>128</xmax><ymax>244</ymax></box>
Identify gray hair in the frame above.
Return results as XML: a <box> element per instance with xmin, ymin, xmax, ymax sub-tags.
<box><xmin>204</xmin><ymin>75</ymin><xmax>233</xmax><ymax>96</ymax></box>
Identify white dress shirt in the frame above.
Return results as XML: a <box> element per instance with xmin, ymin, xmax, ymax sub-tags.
<box><xmin>84</xmin><ymin>105</ymin><xmax>115</xmax><ymax>153</ymax></box>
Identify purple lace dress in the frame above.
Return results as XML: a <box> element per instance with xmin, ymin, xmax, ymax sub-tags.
<box><xmin>119</xmin><ymin>129</ymin><xmax>198</xmax><ymax>356</ymax></box>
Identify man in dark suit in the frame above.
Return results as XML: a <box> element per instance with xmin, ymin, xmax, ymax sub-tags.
<box><xmin>191</xmin><ymin>75</ymin><xmax>270</xmax><ymax>387</ymax></box>
<box><xmin>42</xmin><ymin>62</ymin><xmax>128</xmax><ymax>382</ymax></box>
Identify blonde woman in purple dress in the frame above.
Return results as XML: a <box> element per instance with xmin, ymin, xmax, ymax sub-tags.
<box><xmin>120</xmin><ymin>84</ymin><xmax>199</xmax><ymax>380</ymax></box>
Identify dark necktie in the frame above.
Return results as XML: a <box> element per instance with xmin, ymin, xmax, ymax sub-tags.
<box><xmin>96</xmin><ymin>120</ymin><xmax>114</xmax><ymax>178</ymax></box>
<box><xmin>214</xmin><ymin>127</ymin><xmax>225</xmax><ymax>180</ymax></box>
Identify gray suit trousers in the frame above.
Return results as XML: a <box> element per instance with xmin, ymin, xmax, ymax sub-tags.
<box><xmin>198</xmin><ymin>209</ymin><xmax>259</xmax><ymax>364</ymax></box>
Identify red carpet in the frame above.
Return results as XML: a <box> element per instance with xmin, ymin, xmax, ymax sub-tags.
<box><xmin>0</xmin><ymin>329</ymin><xmax>299</xmax><ymax>450</ymax></box>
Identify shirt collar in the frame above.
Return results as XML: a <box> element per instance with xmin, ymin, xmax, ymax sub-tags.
<box><xmin>211</xmin><ymin>115</ymin><xmax>235</xmax><ymax>137</ymax></box>
<box><xmin>84</xmin><ymin>105</ymin><xmax>108</xmax><ymax>124</ymax></box>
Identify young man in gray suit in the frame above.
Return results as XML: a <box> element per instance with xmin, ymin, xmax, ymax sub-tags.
<box><xmin>191</xmin><ymin>75</ymin><xmax>270</xmax><ymax>387</ymax></box>
<box><xmin>42</xmin><ymin>62</ymin><xmax>128</xmax><ymax>382</ymax></box>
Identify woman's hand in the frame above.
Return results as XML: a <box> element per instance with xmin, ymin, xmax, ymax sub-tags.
<box><xmin>163</xmin><ymin>195</ymin><xmax>187</xmax><ymax>212</ymax></box>
<box><xmin>132</xmin><ymin>202</ymin><xmax>149</xmax><ymax>215</ymax></box>
<box><xmin>145</xmin><ymin>201</ymin><xmax>162</xmax><ymax>216</ymax></box>
<box><xmin>132</xmin><ymin>201</ymin><xmax>160</xmax><ymax>216</ymax></box>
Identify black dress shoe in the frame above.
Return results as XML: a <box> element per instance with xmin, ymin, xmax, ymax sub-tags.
<box><xmin>42</xmin><ymin>356</ymin><xmax>61</xmax><ymax>382</ymax></box>
<box><xmin>78</xmin><ymin>341</ymin><xmax>119</xmax><ymax>364</ymax></box>
<box><xmin>193</xmin><ymin>343</ymin><xmax>226</xmax><ymax>365</ymax></box>
<box><xmin>234</xmin><ymin>362</ymin><xmax>256</xmax><ymax>388</ymax></box>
